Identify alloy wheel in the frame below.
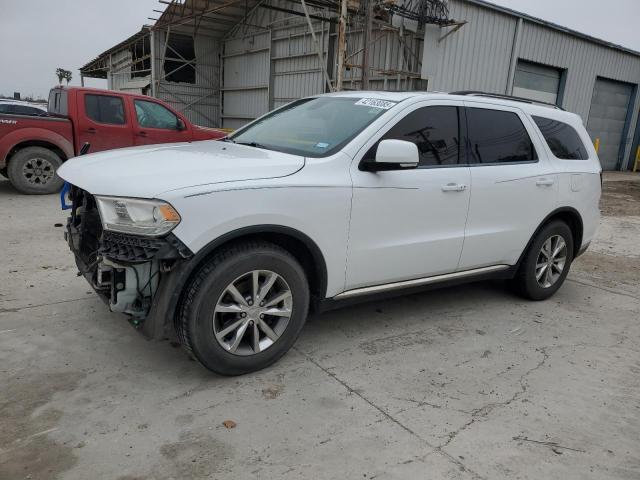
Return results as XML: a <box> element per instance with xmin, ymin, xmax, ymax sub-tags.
<box><xmin>212</xmin><ymin>270</ymin><xmax>293</xmax><ymax>356</ymax></box>
<box><xmin>535</xmin><ymin>235</ymin><xmax>567</xmax><ymax>288</ymax></box>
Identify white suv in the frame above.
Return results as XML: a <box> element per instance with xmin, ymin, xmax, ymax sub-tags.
<box><xmin>59</xmin><ymin>91</ymin><xmax>601</xmax><ymax>375</ymax></box>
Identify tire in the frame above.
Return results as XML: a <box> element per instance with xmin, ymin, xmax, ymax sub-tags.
<box><xmin>511</xmin><ymin>220</ymin><xmax>574</xmax><ymax>301</ymax></box>
<box><xmin>7</xmin><ymin>147</ymin><xmax>64</xmax><ymax>194</ymax></box>
<box><xmin>177</xmin><ymin>241</ymin><xmax>310</xmax><ymax>375</ymax></box>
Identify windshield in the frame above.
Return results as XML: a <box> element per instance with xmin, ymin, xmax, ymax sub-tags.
<box><xmin>229</xmin><ymin>97</ymin><xmax>398</xmax><ymax>157</ymax></box>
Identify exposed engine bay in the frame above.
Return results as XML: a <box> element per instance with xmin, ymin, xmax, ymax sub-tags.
<box><xmin>64</xmin><ymin>186</ymin><xmax>192</xmax><ymax>324</ymax></box>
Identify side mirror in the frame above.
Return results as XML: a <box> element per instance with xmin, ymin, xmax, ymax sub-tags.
<box><xmin>360</xmin><ymin>139</ymin><xmax>419</xmax><ymax>172</ymax></box>
<box><xmin>176</xmin><ymin>118</ymin><xmax>186</xmax><ymax>131</ymax></box>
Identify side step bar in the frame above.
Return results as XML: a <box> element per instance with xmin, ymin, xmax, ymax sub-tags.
<box><xmin>333</xmin><ymin>265</ymin><xmax>510</xmax><ymax>300</ymax></box>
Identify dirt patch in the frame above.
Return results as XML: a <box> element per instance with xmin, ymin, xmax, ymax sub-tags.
<box><xmin>158</xmin><ymin>431</ymin><xmax>233</xmax><ymax>479</ymax></box>
<box><xmin>0</xmin><ymin>371</ymin><xmax>84</xmax><ymax>480</ymax></box>
<box><xmin>572</xmin><ymin>252</ymin><xmax>640</xmax><ymax>288</ymax></box>
<box><xmin>600</xmin><ymin>181</ymin><xmax>640</xmax><ymax>217</ymax></box>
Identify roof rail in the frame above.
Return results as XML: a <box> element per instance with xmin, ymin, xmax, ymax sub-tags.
<box><xmin>449</xmin><ymin>90</ymin><xmax>564</xmax><ymax>110</ymax></box>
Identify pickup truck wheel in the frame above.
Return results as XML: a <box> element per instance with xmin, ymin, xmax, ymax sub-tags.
<box><xmin>177</xmin><ymin>241</ymin><xmax>310</xmax><ymax>376</ymax></box>
<box><xmin>7</xmin><ymin>147</ymin><xmax>64</xmax><ymax>194</ymax></box>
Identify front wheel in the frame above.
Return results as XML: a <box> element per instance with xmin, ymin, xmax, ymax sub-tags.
<box><xmin>177</xmin><ymin>241</ymin><xmax>310</xmax><ymax>375</ymax></box>
<box><xmin>511</xmin><ymin>220</ymin><xmax>574</xmax><ymax>301</ymax></box>
<box><xmin>7</xmin><ymin>147</ymin><xmax>64</xmax><ymax>194</ymax></box>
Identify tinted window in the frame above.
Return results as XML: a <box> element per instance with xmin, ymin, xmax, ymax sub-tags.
<box><xmin>85</xmin><ymin>94</ymin><xmax>125</xmax><ymax>125</ymax></box>
<box><xmin>12</xmin><ymin>105</ymin><xmax>44</xmax><ymax>116</ymax></box>
<box><xmin>373</xmin><ymin>106</ymin><xmax>460</xmax><ymax>167</ymax></box>
<box><xmin>533</xmin><ymin>116</ymin><xmax>588</xmax><ymax>160</ymax></box>
<box><xmin>134</xmin><ymin>100</ymin><xmax>179</xmax><ymax>129</ymax></box>
<box><xmin>467</xmin><ymin>108</ymin><xmax>537</xmax><ymax>164</ymax></box>
<box><xmin>0</xmin><ymin>104</ymin><xmax>10</xmax><ymax>113</ymax></box>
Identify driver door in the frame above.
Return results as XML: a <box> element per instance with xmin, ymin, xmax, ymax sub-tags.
<box><xmin>345</xmin><ymin>101</ymin><xmax>471</xmax><ymax>290</ymax></box>
<box><xmin>132</xmin><ymin>99</ymin><xmax>192</xmax><ymax>145</ymax></box>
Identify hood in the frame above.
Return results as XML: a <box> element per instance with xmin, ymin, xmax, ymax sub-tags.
<box><xmin>57</xmin><ymin>141</ymin><xmax>304</xmax><ymax>198</ymax></box>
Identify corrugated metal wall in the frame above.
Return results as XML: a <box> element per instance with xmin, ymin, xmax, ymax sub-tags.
<box><xmin>221</xmin><ymin>0</ymin><xmax>424</xmax><ymax>129</ymax></box>
<box><xmin>421</xmin><ymin>0</ymin><xmax>640</xmax><ymax>169</ymax></box>
<box><xmin>155</xmin><ymin>28</ymin><xmax>222</xmax><ymax>128</ymax></box>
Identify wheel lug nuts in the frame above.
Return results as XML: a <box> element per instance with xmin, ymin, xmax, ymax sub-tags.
<box><xmin>259</xmin><ymin>314</ymin><xmax>264</xmax><ymax>319</ymax></box>
<box><xmin>241</xmin><ymin>313</ymin><xmax>246</xmax><ymax>317</ymax></box>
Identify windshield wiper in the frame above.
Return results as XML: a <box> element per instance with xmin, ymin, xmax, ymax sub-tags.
<box><xmin>236</xmin><ymin>141</ymin><xmax>271</xmax><ymax>150</ymax></box>
<box><xmin>221</xmin><ymin>137</ymin><xmax>236</xmax><ymax>143</ymax></box>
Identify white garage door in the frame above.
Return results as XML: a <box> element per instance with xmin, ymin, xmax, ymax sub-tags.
<box><xmin>513</xmin><ymin>61</ymin><xmax>561</xmax><ymax>105</ymax></box>
<box><xmin>587</xmin><ymin>78</ymin><xmax>634</xmax><ymax>170</ymax></box>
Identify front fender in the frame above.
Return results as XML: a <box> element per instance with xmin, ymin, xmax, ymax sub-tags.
<box><xmin>0</xmin><ymin>126</ymin><xmax>74</xmax><ymax>167</ymax></box>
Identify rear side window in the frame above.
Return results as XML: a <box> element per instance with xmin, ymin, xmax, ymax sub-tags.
<box><xmin>85</xmin><ymin>94</ymin><xmax>125</xmax><ymax>125</ymax></box>
<box><xmin>532</xmin><ymin>116</ymin><xmax>588</xmax><ymax>160</ymax></box>
<box><xmin>467</xmin><ymin>108</ymin><xmax>537</xmax><ymax>164</ymax></box>
<box><xmin>373</xmin><ymin>106</ymin><xmax>460</xmax><ymax>167</ymax></box>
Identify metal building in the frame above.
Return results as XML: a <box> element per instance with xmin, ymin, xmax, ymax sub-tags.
<box><xmin>80</xmin><ymin>0</ymin><xmax>640</xmax><ymax>170</ymax></box>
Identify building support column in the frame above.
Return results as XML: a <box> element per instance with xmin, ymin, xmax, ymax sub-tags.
<box><xmin>505</xmin><ymin>17</ymin><xmax>523</xmax><ymax>95</ymax></box>
<box><xmin>150</xmin><ymin>29</ymin><xmax>157</xmax><ymax>97</ymax></box>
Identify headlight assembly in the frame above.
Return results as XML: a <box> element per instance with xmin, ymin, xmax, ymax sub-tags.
<box><xmin>95</xmin><ymin>196</ymin><xmax>181</xmax><ymax>237</ymax></box>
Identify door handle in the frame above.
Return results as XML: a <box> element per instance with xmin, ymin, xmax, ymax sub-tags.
<box><xmin>441</xmin><ymin>183</ymin><xmax>467</xmax><ymax>192</ymax></box>
<box><xmin>137</xmin><ymin>131</ymin><xmax>147</xmax><ymax>137</ymax></box>
<box><xmin>86</xmin><ymin>127</ymin><xmax>96</xmax><ymax>134</ymax></box>
<box><xmin>536</xmin><ymin>178</ymin><xmax>554</xmax><ymax>186</ymax></box>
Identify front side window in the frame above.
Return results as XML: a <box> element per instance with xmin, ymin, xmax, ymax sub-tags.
<box><xmin>467</xmin><ymin>108</ymin><xmax>537</xmax><ymax>164</ymax></box>
<box><xmin>372</xmin><ymin>106</ymin><xmax>460</xmax><ymax>167</ymax></box>
<box><xmin>533</xmin><ymin>116</ymin><xmax>588</xmax><ymax>160</ymax></box>
<box><xmin>135</xmin><ymin>100</ymin><xmax>179</xmax><ymax>130</ymax></box>
<box><xmin>85</xmin><ymin>94</ymin><xmax>125</xmax><ymax>125</ymax></box>
<box><xmin>229</xmin><ymin>97</ymin><xmax>397</xmax><ymax>157</ymax></box>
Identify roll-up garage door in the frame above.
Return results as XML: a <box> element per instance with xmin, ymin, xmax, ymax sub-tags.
<box><xmin>587</xmin><ymin>78</ymin><xmax>634</xmax><ymax>170</ymax></box>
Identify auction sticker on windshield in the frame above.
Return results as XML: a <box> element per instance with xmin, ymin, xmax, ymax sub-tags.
<box><xmin>354</xmin><ymin>98</ymin><xmax>397</xmax><ymax>110</ymax></box>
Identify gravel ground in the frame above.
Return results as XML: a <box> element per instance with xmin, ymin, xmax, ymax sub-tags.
<box><xmin>1</xmin><ymin>173</ymin><xmax>639</xmax><ymax>480</ymax></box>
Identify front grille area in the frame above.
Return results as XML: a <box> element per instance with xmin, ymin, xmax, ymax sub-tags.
<box><xmin>65</xmin><ymin>186</ymin><xmax>192</xmax><ymax>266</ymax></box>
<box><xmin>100</xmin><ymin>231</ymin><xmax>191</xmax><ymax>263</ymax></box>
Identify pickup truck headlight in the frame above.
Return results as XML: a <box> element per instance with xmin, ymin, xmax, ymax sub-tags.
<box><xmin>95</xmin><ymin>196</ymin><xmax>181</xmax><ymax>237</ymax></box>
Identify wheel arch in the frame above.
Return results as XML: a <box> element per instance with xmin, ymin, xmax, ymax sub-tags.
<box><xmin>517</xmin><ymin>207</ymin><xmax>584</xmax><ymax>266</ymax></box>
<box><xmin>163</xmin><ymin>225</ymin><xmax>328</xmax><ymax>335</ymax></box>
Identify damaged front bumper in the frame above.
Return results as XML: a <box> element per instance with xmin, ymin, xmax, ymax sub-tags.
<box><xmin>64</xmin><ymin>186</ymin><xmax>193</xmax><ymax>338</ymax></box>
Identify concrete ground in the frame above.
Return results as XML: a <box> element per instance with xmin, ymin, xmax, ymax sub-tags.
<box><xmin>1</xmin><ymin>173</ymin><xmax>639</xmax><ymax>480</ymax></box>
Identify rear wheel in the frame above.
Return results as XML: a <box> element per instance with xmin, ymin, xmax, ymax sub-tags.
<box><xmin>511</xmin><ymin>220</ymin><xmax>573</xmax><ymax>300</ymax></box>
<box><xmin>7</xmin><ymin>147</ymin><xmax>64</xmax><ymax>194</ymax></box>
<box><xmin>177</xmin><ymin>241</ymin><xmax>309</xmax><ymax>375</ymax></box>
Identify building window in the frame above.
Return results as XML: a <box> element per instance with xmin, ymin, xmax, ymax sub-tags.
<box><xmin>163</xmin><ymin>33</ymin><xmax>196</xmax><ymax>84</ymax></box>
<box><xmin>513</xmin><ymin>60</ymin><xmax>562</xmax><ymax>105</ymax></box>
<box><xmin>131</xmin><ymin>36</ymin><xmax>151</xmax><ymax>79</ymax></box>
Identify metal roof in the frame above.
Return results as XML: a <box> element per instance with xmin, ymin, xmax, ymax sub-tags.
<box><xmin>80</xmin><ymin>27</ymin><xmax>151</xmax><ymax>78</ymax></box>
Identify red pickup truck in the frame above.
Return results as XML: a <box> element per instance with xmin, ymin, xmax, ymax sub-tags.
<box><xmin>0</xmin><ymin>86</ymin><xmax>226</xmax><ymax>194</ymax></box>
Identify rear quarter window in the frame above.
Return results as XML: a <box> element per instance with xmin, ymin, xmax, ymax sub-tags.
<box><xmin>532</xmin><ymin>116</ymin><xmax>589</xmax><ymax>160</ymax></box>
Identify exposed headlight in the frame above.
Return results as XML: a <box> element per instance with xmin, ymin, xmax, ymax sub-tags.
<box><xmin>95</xmin><ymin>196</ymin><xmax>181</xmax><ymax>237</ymax></box>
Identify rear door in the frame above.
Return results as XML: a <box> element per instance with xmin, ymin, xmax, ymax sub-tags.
<box><xmin>132</xmin><ymin>99</ymin><xmax>192</xmax><ymax>145</ymax></box>
<box><xmin>458</xmin><ymin>103</ymin><xmax>558</xmax><ymax>270</ymax></box>
<box><xmin>76</xmin><ymin>92</ymin><xmax>134</xmax><ymax>153</ymax></box>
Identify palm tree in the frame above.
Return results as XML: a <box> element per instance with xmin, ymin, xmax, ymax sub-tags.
<box><xmin>55</xmin><ymin>68</ymin><xmax>72</xmax><ymax>85</ymax></box>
